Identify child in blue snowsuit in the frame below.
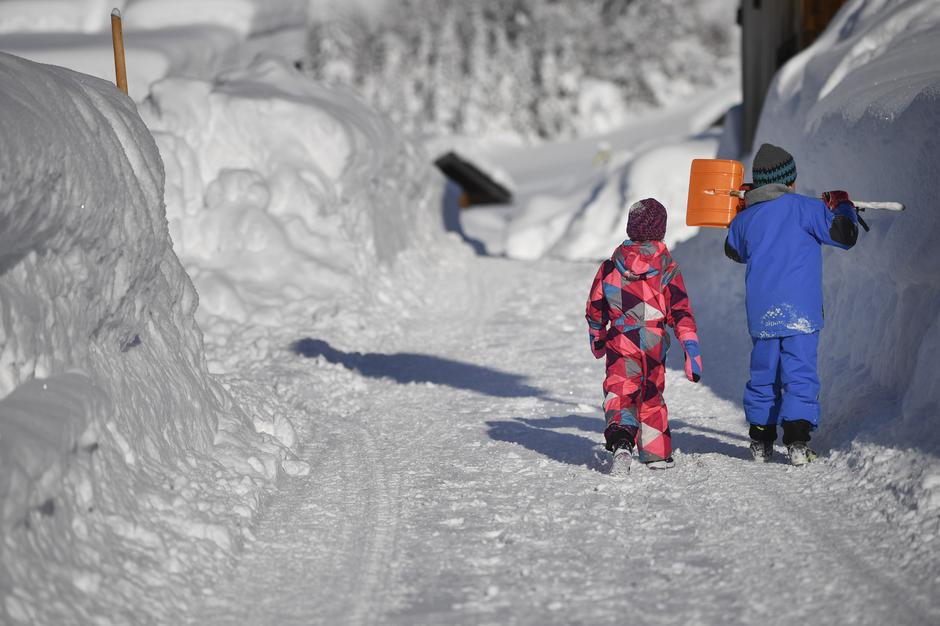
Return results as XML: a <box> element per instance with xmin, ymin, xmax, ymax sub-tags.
<box><xmin>724</xmin><ymin>144</ymin><xmax>859</xmax><ymax>465</ymax></box>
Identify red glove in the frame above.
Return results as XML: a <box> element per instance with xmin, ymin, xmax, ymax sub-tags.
<box><xmin>822</xmin><ymin>190</ymin><xmax>853</xmax><ymax>211</ymax></box>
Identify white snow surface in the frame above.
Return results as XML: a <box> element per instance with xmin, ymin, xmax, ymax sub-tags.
<box><xmin>180</xmin><ymin>256</ymin><xmax>940</xmax><ymax>625</ymax></box>
<box><xmin>1</xmin><ymin>27</ymin><xmax>458</xmax><ymax>624</ymax></box>
<box><xmin>2</xmin><ymin>0</ymin><xmax>940</xmax><ymax>623</ymax></box>
<box><xmin>0</xmin><ymin>52</ymin><xmax>314</xmax><ymax>624</ymax></box>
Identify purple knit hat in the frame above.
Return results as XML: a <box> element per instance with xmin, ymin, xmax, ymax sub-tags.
<box><xmin>627</xmin><ymin>198</ymin><xmax>667</xmax><ymax>242</ymax></box>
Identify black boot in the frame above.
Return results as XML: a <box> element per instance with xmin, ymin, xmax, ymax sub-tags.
<box><xmin>782</xmin><ymin>420</ymin><xmax>817</xmax><ymax>466</ymax></box>
<box><xmin>748</xmin><ymin>423</ymin><xmax>775</xmax><ymax>462</ymax></box>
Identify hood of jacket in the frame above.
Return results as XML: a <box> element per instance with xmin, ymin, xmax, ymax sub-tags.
<box><xmin>744</xmin><ymin>183</ymin><xmax>791</xmax><ymax>208</ymax></box>
<box><xmin>611</xmin><ymin>239</ymin><xmax>668</xmax><ymax>280</ymax></box>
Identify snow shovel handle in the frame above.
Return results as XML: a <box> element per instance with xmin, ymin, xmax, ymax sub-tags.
<box><xmin>703</xmin><ymin>188</ymin><xmax>746</xmax><ymax>198</ymax></box>
<box><xmin>854</xmin><ymin>201</ymin><xmax>905</xmax><ymax>212</ymax></box>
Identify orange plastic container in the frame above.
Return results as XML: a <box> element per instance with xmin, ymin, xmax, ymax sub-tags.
<box><xmin>686</xmin><ymin>159</ymin><xmax>744</xmax><ymax>228</ymax></box>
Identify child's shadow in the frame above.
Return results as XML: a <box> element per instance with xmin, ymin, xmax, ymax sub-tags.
<box><xmin>668</xmin><ymin>419</ymin><xmax>752</xmax><ymax>461</ymax></box>
<box><xmin>487</xmin><ymin>415</ymin><xmax>754</xmax><ymax>468</ymax></box>
<box><xmin>486</xmin><ymin>415</ymin><xmax>609</xmax><ymax>473</ymax></box>
<box><xmin>291</xmin><ymin>338</ymin><xmax>545</xmax><ymax>398</ymax></box>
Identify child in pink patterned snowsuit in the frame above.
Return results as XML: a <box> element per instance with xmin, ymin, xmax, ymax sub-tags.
<box><xmin>585</xmin><ymin>198</ymin><xmax>702</xmax><ymax>468</ymax></box>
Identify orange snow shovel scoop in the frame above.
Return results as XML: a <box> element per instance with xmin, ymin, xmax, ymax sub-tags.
<box><xmin>686</xmin><ymin>159</ymin><xmax>744</xmax><ymax>227</ymax></box>
<box><xmin>686</xmin><ymin>158</ymin><xmax>905</xmax><ymax>229</ymax></box>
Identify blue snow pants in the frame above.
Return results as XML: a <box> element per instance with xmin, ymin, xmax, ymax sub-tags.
<box><xmin>744</xmin><ymin>332</ymin><xmax>820</xmax><ymax>429</ymax></box>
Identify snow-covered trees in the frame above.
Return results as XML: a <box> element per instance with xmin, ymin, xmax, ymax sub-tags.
<box><xmin>305</xmin><ymin>0</ymin><xmax>739</xmax><ymax>140</ymax></box>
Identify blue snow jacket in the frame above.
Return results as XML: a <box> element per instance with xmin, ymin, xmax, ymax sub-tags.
<box><xmin>724</xmin><ymin>184</ymin><xmax>858</xmax><ymax>339</ymax></box>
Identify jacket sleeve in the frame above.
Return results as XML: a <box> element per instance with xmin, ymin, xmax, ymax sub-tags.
<box><xmin>724</xmin><ymin>236</ymin><xmax>744</xmax><ymax>263</ymax></box>
<box><xmin>804</xmin><ymin>197</ymin><xmax>858</xmax><ymax>249</ymax></box>
<box><xmin>585</xmin><ymin>261</ymin><xmax>611</xmax><ymax>347</ymax></box>
<box><xmin>724</xmin><ymin>220</ymin><xmax>747</xmax><ymax>263</ymax></box>
<box><xmin>662</xmin><ymin>259</ymin><xmax>699</xmax><ymax>344</ymax></box>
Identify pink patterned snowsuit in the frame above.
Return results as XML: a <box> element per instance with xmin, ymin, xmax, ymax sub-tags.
<box><xmin>586</xmin><ymin>240</ymin><xmax>699</xmax><ymax>462</ymax></box>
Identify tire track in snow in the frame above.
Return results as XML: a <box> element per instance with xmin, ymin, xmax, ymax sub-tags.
<box><xmin>185</xmin><ymin>404</ymin><xmax>403</xmax><ymax>625</ymax></box>
<box><xmin>345</xmin><ymin>426</ymin><xmax>402</xmax><ymax>626</ymax></box>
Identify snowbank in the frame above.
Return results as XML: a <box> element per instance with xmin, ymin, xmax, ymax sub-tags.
<box><xmin>141</xmin><ymin>56</ymin><xmax>453</xmax><ymax>369</ymax></box>
<box><xmin>753</xmin><ymin>0</ymin><xmax>940</xmax><ymax>523</ymax></box>
<box><xmin>0</xmin><ymin>52</ymin><xmax>302</xmax><ymax>625</ymax></box>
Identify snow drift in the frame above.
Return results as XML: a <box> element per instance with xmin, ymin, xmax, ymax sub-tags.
<box><xmin>141</xmin><ymin>56</ymin><xmax>454</xmax><ymax>366</ymax></box>
<box><xmin>0</xmin><ymin>53</ymin><xmax>302</xmax><ymax>625</ymax></box>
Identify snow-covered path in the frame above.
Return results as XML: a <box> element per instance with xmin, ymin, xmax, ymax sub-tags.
<box><xmin>188</xmin><ymin>256</ymin><xmax>939</xmax><ymax>626</ymax></box>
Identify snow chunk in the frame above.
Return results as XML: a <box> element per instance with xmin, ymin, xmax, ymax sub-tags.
<box><xmin>141</xmin><ymin>56</ymin><xmax>451</xmax><ymax>335</ymax></box>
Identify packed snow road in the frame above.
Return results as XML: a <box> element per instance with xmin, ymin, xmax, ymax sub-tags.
<box><xmin>187</xmin><ymin>256</ymin><xmax>938</xmax><ymax>626</ymax></box>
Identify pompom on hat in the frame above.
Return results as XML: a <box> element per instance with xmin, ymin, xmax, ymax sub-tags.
<box><xmin>626</xmin><ymin>198</ymin><xmax>667</xmax><ymax>242</ymax></box>
<box><xmin>752</xmin><ymin>143</ymin><xmax>797</xmax><ymax>187</ymax></box>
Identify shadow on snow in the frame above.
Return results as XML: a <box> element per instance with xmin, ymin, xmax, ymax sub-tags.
<box><xmin>486</xmin><ymin>418</ymin><xmax>607</xmax><ymax>472</ymax></box>
<box><xmin>486</xmin><ymin>414</ymin><xmax>753</xmax><ymax>470</ymax></box>
<box><xmin>290</xmin><ymin>338</ymin><xmax>547</xmax><ymax>399</ymax></box>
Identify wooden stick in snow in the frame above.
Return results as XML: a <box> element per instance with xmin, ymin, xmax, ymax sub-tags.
<box><xmin>111</xmin><ymin>8</ymin><xmax>128</xmax><ymax>95</ymax></box>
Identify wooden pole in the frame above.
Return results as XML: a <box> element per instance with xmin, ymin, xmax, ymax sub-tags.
<box><xmin>111</xmin><ymin>8</ymin><xmax>128</xmax><ymax>95</ymax></box>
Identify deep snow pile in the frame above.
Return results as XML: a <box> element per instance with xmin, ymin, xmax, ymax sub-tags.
<box><xmin>752</xmin><ymin>0</ymin><xmax>940</xmax><ymax>523</ymax></box>
<box><xmin>0</xmin><ymin>53</ymin><xmax>305</xmax><ymax>625</ymax></box>
<box><xmin>140</xmin><ymin>56</ymin><xmax>455</xmax><ymax>370</ymax></box>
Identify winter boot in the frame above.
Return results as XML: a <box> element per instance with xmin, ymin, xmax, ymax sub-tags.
<box><xmin>609</xmin><ymin>442</ymin><xmax>634</xmax><ymax>476</ymax></box>
<box><xmin>750</xmin><ymin>440</ymin><xmax>773</xmax><ymax>462</ymax></box>
<box><xmin>645</xmin><ymin>457</ymin><xmax>675</xmax><ymax>470</ymax></box>
<box><xmin>786</xmin><ymin>442</ymin><xmax>817</xmax><ymax>466</ymax></box>
<box><xmin>782</xmin><ymin>420</ymin><xmax>816</xmax><ymax>465</ymax></box>
<box><xmin>748</xmin><ymin>424</ymin><xmax>776</xmax><ymax>462</ymax></box>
